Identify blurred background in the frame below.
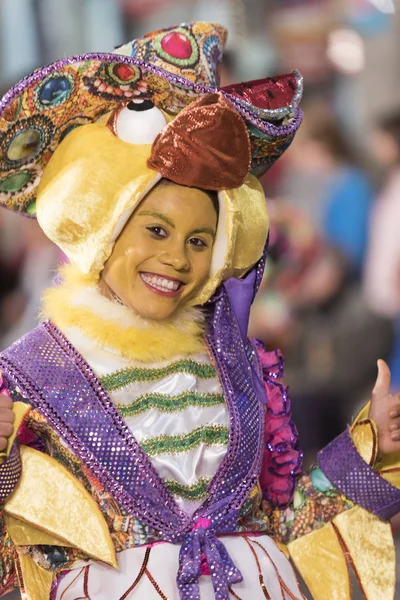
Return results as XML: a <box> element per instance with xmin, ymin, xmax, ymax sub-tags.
<box><xmin>1</xmin><ymin>0</ymin><xmax>400</xmax><ymax>598</ymax></box>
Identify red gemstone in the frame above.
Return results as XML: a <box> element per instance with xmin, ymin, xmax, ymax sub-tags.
<box><xmin>161</xmin><ymin>32</ymin><xmax>192</xmax><ymax>60</ymax></box>
<box><xmin>113</xmin><ymin>64</ymin><xmax>136</xmax><ymax>82</ymax></box>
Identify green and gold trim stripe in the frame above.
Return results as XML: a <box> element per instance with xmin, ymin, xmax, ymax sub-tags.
<box><xmin>165</xmin><ymin>477</ymin><xmax>211</xmax><ymax>501</ymax></box>
<box><xmin>100</xmin><ymin>359</ymin><xmax>217</xmax><ymax>391</ymax></box>
<box><xmin>141</xmin><ymin>425</ymin><xmax>229</xmax><ymax>456</ymax></box>
<box><xmin>116</xmin><ymin>391</ymin><xmax>225</xmax><ymax>417</ymax></box>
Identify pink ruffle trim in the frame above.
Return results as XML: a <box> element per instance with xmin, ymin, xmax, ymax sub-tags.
<box><xmin>0</xmin><ymin>371</ymin><xmax>10</xmax><ymax>398</ymax></box>
<box><xmin>253</xmin><ymin>341</ymin><xmax>303</xmax><ymax>508</ymax></box>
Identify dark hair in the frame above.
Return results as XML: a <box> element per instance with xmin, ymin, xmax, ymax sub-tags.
<box><xmin>378</xmin><ymin>110</ymin><xmax>400</xmax><ymax>153</ymax></box>
<box><xmin>307</xmin><ymin>119</ymin><xmax>356</xmax><ymax>165</ymax></box>
<box><xmin>204</xmin><ymin>189</ymin><xmax>219</xmax><ymax>217</ymax></box>
<box><xmin>155</xmin><ymin>178</ymin><xmax>219</xmax><ymax>217</ymax></box>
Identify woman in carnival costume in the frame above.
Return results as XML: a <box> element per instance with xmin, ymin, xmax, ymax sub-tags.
<box><xmin>0</xmin><ymin>22</ymin><xmax>399</xmax><ymax>600</ymax></box>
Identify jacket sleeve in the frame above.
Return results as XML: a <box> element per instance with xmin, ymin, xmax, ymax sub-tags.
<box><xmin>0</xmin><ymin>370</ymin><xmax>32</xmax><ymax>596</ymax></box>
<box><xmin>254</xmin><ymin>340</ymin><xmax>400</xmax><ymax>600</ymax></box>
<box><xmin>0</xmin><ymin>371</ymin><xmax>30</xmax><ymax>502</ymax></box>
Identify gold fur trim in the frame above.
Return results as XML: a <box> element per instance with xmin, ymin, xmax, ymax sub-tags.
<box><xmin>41</xmin><ymin>265</ymin><xmax>207</xmax><ymax>363</ymax></box>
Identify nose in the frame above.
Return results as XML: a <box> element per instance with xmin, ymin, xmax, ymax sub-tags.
<box><xmin>159</xmin><ymin>239</ymin><xmax>190</xmax><ymax>272</ymax></box>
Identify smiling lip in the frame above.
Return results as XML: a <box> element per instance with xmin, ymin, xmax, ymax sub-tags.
<box><xmin>140</xmin><ymin>272</ymin><xmax>184</xmax><ymax>297</ymax></box>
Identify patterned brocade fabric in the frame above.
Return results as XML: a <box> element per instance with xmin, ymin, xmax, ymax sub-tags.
<box><xmin>0</xmin><ymin>510</ymin><xmax>18</xmax><ymax>594</ymax></box>
<box><xmin>8</xmin><ymin>403</ymin><xmax>161</xmax><ymax>572</ymax></box>
<box><xmin>262</xmin><ymin>467</ymin><xmax>352</xmax><ymax>545</ymax></box>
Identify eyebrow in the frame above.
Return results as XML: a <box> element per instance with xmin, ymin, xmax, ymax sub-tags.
<box><xmin>137</xmin><ymin>211</ymin><xmax>216</xmax><ymax>238</ymax></box>
<box><xmin>137</xmin><ymin>210</ymin><xmax>175</xmax><ymax>228</ymax></box>
<box><xmin>190</xmin><ymin>227</ymin><xmax>216</xmax><ymax>238</ymax></box>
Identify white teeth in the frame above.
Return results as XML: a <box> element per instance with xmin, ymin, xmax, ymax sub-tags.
<box><xmin>141</xmin><ymin>274</ymin><xmax>180</xmax><ymax>292</ymax></box>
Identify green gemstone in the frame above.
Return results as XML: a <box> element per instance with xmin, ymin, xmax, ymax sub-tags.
<box><xmin>7</xmin><ymin>129</ymin><xmax>41</xmax><ymax>161</ymax></box>
<box><xmin>310</xmin><ymin>468</ymin><xmax>334</xmax><ymax>493</ymax></box>
<box><xmin>292</xmin><ymin>490</ymin><xmax>305</xmax><ymax>510</ymax></box>
<box><xmin>0</xmin><ymin>171</ymin><xmax>31</xmax><ymax>193</ymax></box>
<box><xmin>26</xmin><ymin>199</ymin><xmax>36</xmax><ymax>216</ymax></box>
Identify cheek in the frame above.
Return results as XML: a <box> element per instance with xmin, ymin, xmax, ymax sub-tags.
<box><xmin>121</xmin><ymin>233</ymin><xmax>157</xmax><ymax>273</ymax></box>
<box><xmin>103</xmin><ymin>257</ymin><xmax>127</xmax><ymax>294</ymax></box>
<box><xmin>192</xmin><ymin>251</ymin><xmax>213</xmax><ymax>286</ymax></box>
<box><xmin>104</xmin><ymin>247</ymin><xmax>144</xmax><ymax>293</ymax></box>
<box><xmin>125</xmin><ymin>246</ymin><xmax>149</xmax><ymax>270</ymax></box>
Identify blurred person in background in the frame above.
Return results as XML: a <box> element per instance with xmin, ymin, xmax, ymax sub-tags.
<box><xmin>0</xmin><ymin>211</ymin><xmax>26</xmax><ymax>338</ymax></box>
<box><xmin>268</xmin><ymin>101</ymin><xmax>374</xmax><ymax>276</ymax></box>
<box><xmin>0</xmin><ymin>217</ymin><xmax>60</xmax><ymax>349</ymax></box>
<box><xmin>250</xmin><ymin>104</ymin><xmax>393</xmax><ymax>457</ymax></box>
<box><xmin>364</xmin><ymin>111</ymin><xmax>400</xmax><ymax>392</ymax></box>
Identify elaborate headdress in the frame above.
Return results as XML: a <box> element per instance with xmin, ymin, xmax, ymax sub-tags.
<box><xmin>0</xmin><ymin>22</ymin><xmax>303</xmax><ymax>303</ymax></box>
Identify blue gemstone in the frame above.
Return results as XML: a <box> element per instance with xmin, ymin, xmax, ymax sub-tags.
<box><xmin>130</xmin><ymin>43</ymin><xmax>138</xmax><ymax>58</ymax></box>
<box><xmin>310</xmin><ymin>467</ymin><xmax>334</xmax><ymax>493</ymax></box>
<box><xmin>39</xmin><ymin>77</ymin><xmax>72</xmax><ymax>106</ymax></box>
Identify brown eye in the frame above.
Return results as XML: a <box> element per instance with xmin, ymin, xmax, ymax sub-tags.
<box><xmin>107</xmin><ymin>100</ymin><xmax>167</xmax><ymax>144</ymax></box>
<box><xmin>188</xmin><ymin>237</ymin><xmax>207</xmax><ymax>248</ymax></box>
<box><xmin>146</xmin><ymin>226</ymin><xmax>167</xmax><ymax>238</ymax></box>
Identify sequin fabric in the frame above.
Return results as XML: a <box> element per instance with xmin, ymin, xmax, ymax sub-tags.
<box><xmin>222</xmin><ymin>73</ymin><xmax>302</xmax><ymax>114</ymax></box>
<box><xmin>0</xmin><ymin>310</ymin><xmax>378</xmax><ymax>599</ymax></box>
<box><xmin>253</xmin><ymin>342</ymin><xmax>303</xmax><ymax>508</ymax></box>
<box><xmin>148</xmin><ymin>92</ymin><xmax>251</xmax><ymax>190</ymax></box>
<box><xmin>0</xmin><ymin>303</ymin><xmax>266</xmax><ymax>600</ymax></box>
<box><xmin>0</xmin><ymin>444</ymin><xmax>21</xmax><ymax>502</ymax></box>
<box><xmin>15</xmin><ymin>407</ymin><xmax>159</xmax><ymax>555</ymax></box>
<box><xmin>0</xmin><ymin>323</ymin><xmax>189</xmax><ymax>536</ymax></box>
<box><xmin>172</xmin><ymin>287</ymin><xmax>266</xmax><ymax>599</ymax></box>
<box><xmin>0</xmin><ymin>372</ymin><xmax>22</xmax><ymax>503</ymax></box>
<box><xmin>318</xmin><ymin>428</ymin><xmax>400</xmax><ymax>521</ymax></box>
<box><xmin>177</xmin><ymin>526</ymin><xmax>243</xmax><ymax>599</ymax></box>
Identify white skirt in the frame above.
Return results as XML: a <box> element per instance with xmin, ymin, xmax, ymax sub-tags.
<box><xmin>56</xmin><ymin>535</ymin><xmax>306</xmax><ymax>600</ymax></box>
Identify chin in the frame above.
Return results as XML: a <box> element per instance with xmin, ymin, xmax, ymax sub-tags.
<box><xmin>127</xmin><ymin>301</ymin><xmax>178</xmax><ymax>322</ymax></box>
<box><xmin>146</xmin><ymin>312</ymin><xmax>176</xmax><ymax>322</ymax></box>
<box><xmin>137</xmin><ymin>310</ymin><xmax>178</xmax><ymax>322</ymax></box>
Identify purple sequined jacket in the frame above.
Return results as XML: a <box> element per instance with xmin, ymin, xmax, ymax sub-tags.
<box><xmin>0</xmin><ymin>268</ymin><xmax>398</xmax><ymax>600</ymax></box>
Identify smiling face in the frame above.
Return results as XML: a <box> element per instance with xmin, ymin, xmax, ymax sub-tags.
<box><xmin>99</xmin><ymin>182</ymin><xmax>218</xmax><ymax>321</ymax></box>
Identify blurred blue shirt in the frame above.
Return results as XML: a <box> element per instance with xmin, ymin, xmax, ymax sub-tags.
<box><xmin>323</xmin><ymin>166</ymin><xmax>374</xmax><ymax>274</ymax></box>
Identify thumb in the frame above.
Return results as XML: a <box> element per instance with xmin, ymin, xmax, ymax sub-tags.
<box><xmin>372</xmin><ymin>359</ymin><xmax>391</xmax><ymax>399</ymax></box>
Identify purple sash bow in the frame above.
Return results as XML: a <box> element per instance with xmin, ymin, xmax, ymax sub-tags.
<box><xmin>177</xmin><ymin>522</ymin><xmax>243</xmax><ymax>600</ymax></box>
